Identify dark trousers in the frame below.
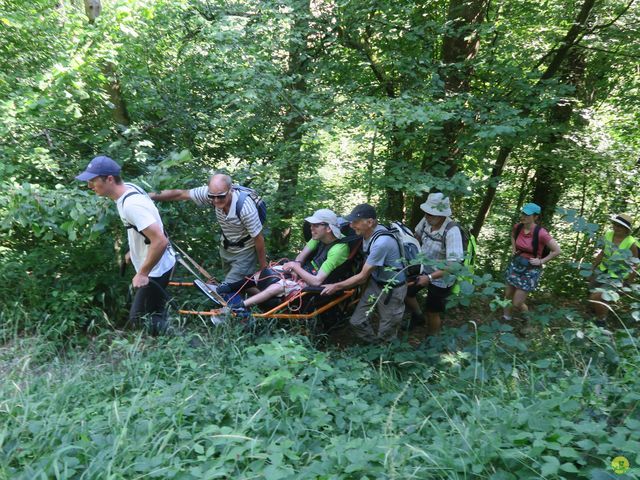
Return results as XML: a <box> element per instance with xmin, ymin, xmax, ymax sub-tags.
<box><xmin>129</xmin><ymin>268</ymin><xmax>173</xmax><ymax>335</ymax></box>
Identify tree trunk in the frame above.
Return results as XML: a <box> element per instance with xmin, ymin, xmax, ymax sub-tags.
<box><xmin>438</xmin><ymin>0</ymin><xmax>489</xmax><ymax>176</ymax></box>
<box><xmin>531</xmin><ymin>101</ymin><xmax>573</xmax><ymax>225</ymax></box>
<box><xmin>471</xmin><ymin>147</ymin><xmax>510</xmax><ymax>237</ymax></box>
<box><xmin>103</xmin><ymin>62</ymin><xmax>131</xmax><ymax>126</ymax></box>
<box><xmin>383</xmin><ymin>133</ymin><xmax>408</xmax><ymax>220</ymax></box>
<box><xmin>83</xmin><ymin>0</ymin><xmax>130</xmax><ymax>127</ymax></box>
<box><xmin>412</xmin><ymin>0</ymin><xmax>488</xmax><ymax>220</ymax></box>
<box><xmin>271</xmin><ymin>0</ymin><xmax>310</xmax><ymax>251</ymax></box>
<box><xmin>335</xmin><ymin>22</ymin><xmax>411</xmax><ymax>220</ymax></box>
<box><xmin>470</xmin><ymin>0</ymin><xmax>597</xmax><ymax>236</ymax></box>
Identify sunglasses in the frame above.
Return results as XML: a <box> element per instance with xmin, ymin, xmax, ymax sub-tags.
<box><xmin>207</xmin><ymin>190</ymin><xmax>230</xmax><ymax>200</ymax></box>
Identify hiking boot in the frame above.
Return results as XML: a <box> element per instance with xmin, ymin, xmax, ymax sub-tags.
<box><xmin>209</xmin><ymin>304</ymin><xmax>250</xmax><ymax>326</ymax></box>
<box><xmin>402</xmin><ymin>312</ymin><xmax>426</xmax><ymax>331</ymax></box>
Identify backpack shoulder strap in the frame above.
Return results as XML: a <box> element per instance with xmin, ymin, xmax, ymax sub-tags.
<box><xmin>125</xmin><ymin>182</ymin><xmax>146</xmax><ymax>194</ymax></box>
<box><xmin>120</xmin><ymin>190</ymin><xmax>140</xmax><ymax>208</ymax></box>
<box><xmin>120</xmin><ymin>189</ymin><xmax>168</xmax><ymax>245</ymax></box>
<box><xmin>120</xmin><ymin>191</ymin><xmax>148</xmax><ymax>244</ymax></box>
<box><xmin>532</xmin><ymin>225</ymin><xmax>542</xmax><ymax>258</ymax></box>
<box><xmin>442</xmin><ymin>220</ymin><xmax>460</xmax><ymax>239</ymax></box>
<box><xmin>619</xmin><ymin>234</ymin><xmax>637</xmax><ymax>250</ymax></box>
<box><xmin>365</xmin><ymin>228</ymin><xmax>394</xmax><ymax>254</ymax></box>
<box><xmin>513</xmin><ymin>223</ymin><xmax>524</xmax><ymax>240</ymax></box>
<box><xmin>441</xmin><ymin>220</ymin><xmax>462</xmax><ymax>253</ymax></box>
<box><xmin>234</xmin><ymin>189</ymin><xmax>250</xmax><ymax>219</ymax></box>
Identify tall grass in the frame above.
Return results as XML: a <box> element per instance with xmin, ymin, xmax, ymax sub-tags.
<box><xmin>0</xmin><ymin>310</ymin><xmax>638</xmax><ymax>479</ymax></box>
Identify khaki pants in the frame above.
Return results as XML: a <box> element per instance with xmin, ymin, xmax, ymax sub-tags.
<box><xmin>350</xmin><ymin>280</ymin><xmax>407</xmax><ymax>343</ymax></box>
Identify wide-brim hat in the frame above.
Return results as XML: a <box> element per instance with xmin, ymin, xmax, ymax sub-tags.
<box><xmin>420</xmin><ymin>193</ymin><xmax>452</xmax><ymax>217</ymax></box>
<box><xmin>305</xmin><ymin>208</ymin><xmax>343</xmax><ymax>239</ymax></box>
<box><xmin>610</xmin><ymin>213</ymin><xmax>633</xmax><ymax>231</ymax></box>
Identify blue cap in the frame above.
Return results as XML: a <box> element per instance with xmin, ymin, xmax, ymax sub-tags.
<box><xmin>522</xmin><ymin>203</ymin><xmax>541</xmax><ymax>215</ymax></box>
<box><xmin>75</xmin><ymin>156</ymin><xmax>121</xmax><ymax>181</ymax></box>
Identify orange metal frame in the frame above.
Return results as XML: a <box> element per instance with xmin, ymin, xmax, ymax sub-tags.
<box><xmin>172</xmin><ymin>283</ymin><xmax>356</xmax><ymax>320</ymax></box>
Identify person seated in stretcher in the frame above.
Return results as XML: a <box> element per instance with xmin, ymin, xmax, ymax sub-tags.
<box><xmin>212</xmin><ymin>209</ymin><xmax>349</xmax><ymax>313</ymax></box>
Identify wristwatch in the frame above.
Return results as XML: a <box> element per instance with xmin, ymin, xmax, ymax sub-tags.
<box><xmin>427</xmin><ymin>274</ymin><xmax>433</xmax><ymax>282</ymax></box>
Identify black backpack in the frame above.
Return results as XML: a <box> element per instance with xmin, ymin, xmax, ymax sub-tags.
<box><xmin>221</xmin><ymin>185</ymin><xmax>267</xmax><ymax>249</ymax></box>
<box><xmin>234</xmin><ymin>185</ymin><xmax>267</xmax><ymax>225</ymax></box>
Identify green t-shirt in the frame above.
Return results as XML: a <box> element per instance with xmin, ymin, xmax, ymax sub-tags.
<box><xmin>306</xmin><ymin>239</ymin><xmax>349</xmax><ymax>275</ymax></box>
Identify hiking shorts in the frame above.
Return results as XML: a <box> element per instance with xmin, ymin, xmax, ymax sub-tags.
<box><xmin>407</xmin><ymin>282</ymin><xmax>452</xmax><ymax>313</ymax></box>
<box><xmin>424</xmin><ymin>283</ymin><xmax>452</xmax><ymax>313</ymax></box>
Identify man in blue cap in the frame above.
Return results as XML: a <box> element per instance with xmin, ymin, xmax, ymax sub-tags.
<box><xmin>76</xmin><ymin>156</ymin><xmax>176</xmax><ymax>334</ymax></box>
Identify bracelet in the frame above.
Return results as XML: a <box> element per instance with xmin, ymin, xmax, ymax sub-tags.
<box><xmin>427</xmin><ymin>274</ymin><xmax>433</xmax><ymax>282</ymax></box>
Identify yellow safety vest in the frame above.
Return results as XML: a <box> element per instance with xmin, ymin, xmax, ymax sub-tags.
<box><xmin>598</xmin><ymin>230</ymin><xmax>638</xmax><ymax>278</ymax></box>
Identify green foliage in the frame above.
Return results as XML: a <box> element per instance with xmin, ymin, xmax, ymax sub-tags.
<box><xmin>0</xmin><ymin>0</ymin><xmax>637</xmax><ymax>359</ymax></box>
<box><xmin>1</xmin><ymin>322</ymin><xmax>639</xmax><ymax>478</ymax></box>
<box><xmin>0</xmin><ymin>182</ymin><xmax>128</xmax><ymax>339</ymax></box>
<box><xmin>1</xmin><ymin>4</ymin><xmax>640</xmax><ymax>479</ymax></box>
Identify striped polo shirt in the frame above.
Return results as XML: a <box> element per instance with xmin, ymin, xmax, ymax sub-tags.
<box><xmin>189</xmin><ymin>186</ymin><xmax>263</xmax><ymax>252</ymax></box>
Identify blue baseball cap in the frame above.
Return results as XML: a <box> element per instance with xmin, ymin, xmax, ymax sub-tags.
<box><xmin>75</xmin><ymin>156</ymin><xmax>121</xmax><ymax>181</ymax></box>
<box><xmin>521</xmin><ymin>203</ymin><xmax>541</xmax><ymax>215</ymax></box>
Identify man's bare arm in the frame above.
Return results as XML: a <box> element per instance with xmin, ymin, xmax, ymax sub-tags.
<box><xmin>149</xmin><ymin>189</ymin><xmax>191</xmax><ymax>202</ymax></box>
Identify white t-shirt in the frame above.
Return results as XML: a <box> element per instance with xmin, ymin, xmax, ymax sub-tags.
<box><xmin>116</xmin><ymin>184</ymin><xmax>175</xmax><ymax>277</ymax></box>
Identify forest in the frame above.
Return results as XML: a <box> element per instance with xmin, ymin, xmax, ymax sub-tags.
<box><xmin>1</xmin><ymin>0</ymin><xmax>639</xmax><ymax>478</ymax></box>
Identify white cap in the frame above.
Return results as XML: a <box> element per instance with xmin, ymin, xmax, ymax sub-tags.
<box><xmin>305</xmin><ymin>208</ymin><xmax>344</xmax><ymax>239</ymax></box>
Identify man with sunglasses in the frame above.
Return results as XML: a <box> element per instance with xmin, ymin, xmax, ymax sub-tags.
<box><xmin>76</xmin><ymin>156</ymin><xmax>176</xmax><ymax>334</ymax></box>
<box><xmin>150</xmin><ymin>173</ymin><xmax>267</xmax><ymax>284</ymax></box>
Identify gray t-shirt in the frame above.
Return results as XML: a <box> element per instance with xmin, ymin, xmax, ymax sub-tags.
<box><xmin>363</xmin><ymin>225</ymin><xmax>406</xmax><ymax>285</ymax></box>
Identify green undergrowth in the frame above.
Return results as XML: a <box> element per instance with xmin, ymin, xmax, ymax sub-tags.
<box><xmin>0</xmin><ymin>313</ymin><xmax>639</xmax><ymax>479</ymax></box>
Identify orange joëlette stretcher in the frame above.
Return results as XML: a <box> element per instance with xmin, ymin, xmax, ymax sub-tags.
<box><xmin>168</xmin><ymin>243</ymin><xmax>359</xmax><ymax>321</ymax></box>
<box><xmin>172</xmin><ymin>282</ymin><xmax>357</xmax><ymax>320</ymax></box>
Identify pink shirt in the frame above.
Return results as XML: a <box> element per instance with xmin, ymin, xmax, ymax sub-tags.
<box><xmin>513</xmin><ymin>224</ymin><xmax>552</xmax><ymax>259</ymax></box>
